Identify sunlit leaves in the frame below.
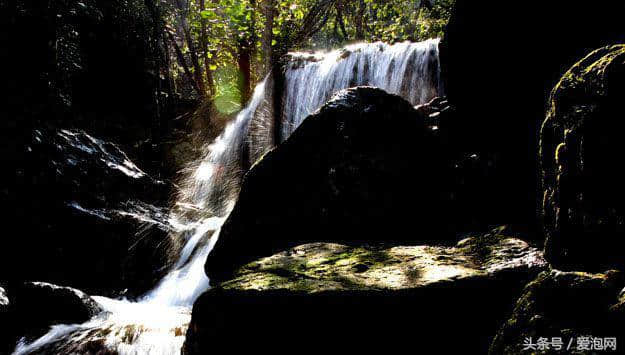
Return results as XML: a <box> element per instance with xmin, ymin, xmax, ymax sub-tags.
<box><xmin>213</xmin><ymin>65</ymin><xmax>243</xmax><ymax>114</ymax></box>
<box><xmin>167</xmin><ymin>0</ymin><xmax>453</xmax><ymax>100</ymax></box>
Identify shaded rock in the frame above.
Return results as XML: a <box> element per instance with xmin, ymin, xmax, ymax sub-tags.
<box><xmin>489</xmin><ymin>270</ymin><xmax>624</xmax><ymax>354</ymax></box>
<box><xmin>186</xmin><ymin>229</ymin><xmax>546</xmax><ymax>354</ymax></box>
<box><xmin>0</xmin><ymin>0</ymin><xmax>174</xmax><ymax>164</ymax></box>
<box><xmin>1</xmin><ymin>129</ymin><xmax>176</xmax><ymax>297</ymax></box>
<box><xmin>541</xmin><ymin>45</ymin><xmax>625</xmax><ymax>271</ymax></box>
<box><xmin>206</xmin><ymin>87</ymin><xmax>496</xmax><ymax>281</ymax></box>
<box><xmin>4</xmin><ymin>282</ymin><xmax>103</xmax><ymax>352</ymax></box>
<box><xmin>440</xmin><ymin>0</ymin><xmax>625</xmax><ymax>233</ymax></box>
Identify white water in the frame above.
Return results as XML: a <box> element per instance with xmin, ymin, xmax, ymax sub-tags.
<box><xmin>281</xmin><ymin>39</ymin><xmax>442</xmax><ymax>139</ymax></box>
<box><xmin>14</xmin><ymin>39</ymin><xmax>442</xmax><ymax>354</ymax></box>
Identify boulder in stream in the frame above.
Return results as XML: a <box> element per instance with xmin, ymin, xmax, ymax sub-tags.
<box><xmin>541</xmin><ymin>45</ymin><xmax>625</xmax><ymax>271</ymax></box>
<box><xmin>206</xmin><ymin>87</ymin><xmax>495</xmax><ymax>281</ymax></box>
<box><xmin>3</xmin><ymin>282</ymin><xmax>103</xmax><ymax>353</ymax></box>
<box><xmin>186</xmin><ymin>228</ymin><xmax>547</xmax><ymax>354</ymax></box>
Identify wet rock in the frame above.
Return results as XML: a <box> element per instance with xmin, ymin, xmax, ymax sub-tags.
<box><xmin>440</xmin><ymin>0</ymin><xmax>625</xmax><ymax>233</ymax></box>
<box><xmin>489</xmin><ymin>270</ymin><xmax>625</xmax><ymax>354</ymax></box>
<box><xmin>541</xmin><ymin>45</ymin><xmax>625</xmax><ymax>271</ymax></box>
<box><xmin>206</xmin><ymin>87</ymin><xmax>496</xmax><ymax>281</ymax></box>
<box><xmin>0</xmin><ymin>285</ymin><xmax>11</xmax><ymax>354</ymax></box>
<box><xmin>0</xmin><ymin>286</ymin><xmax>7</xmax><ymax>310</ymax></box>
<box><xmin>3</xmin><ymin>282</ymin><xmax>103</xmax><ymax>352</ymax></box>
<box><xmin>186</xmin><ymin>228</ymin><xmax>547</xmax><ymax>354</ymax></box>
<box><xmin>1</xmin><ymin>129</ymin><xmax>176</xmax><ymax>297</ymax></box>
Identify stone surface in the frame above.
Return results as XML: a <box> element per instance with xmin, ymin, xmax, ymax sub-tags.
<box><xmin>2</xmin><ymin>282</ymin><xmax>103</xmax><ymax>352</ymax></box>
<box><xmin>206</xmin><ymin>87</ymin><xmax>497</xmax><ymax>281</ymax></box>
<box><xmin>540</xmin><ymin>45</ymin><xmax>625</xmax><ymax>271</ymax></box>
<box><xmin>489</xmin><ymin>270</ymin><xmax>624</xmax><ymax>354</ymax></box>
<box><xmin>186</xmin><ymin>228</ymin><xmax>547</xmax><ymax>354</ymax></box>
<box><xmin>440</xmin><ymin>0</ymin><xmax>625</xmax><ymax>233</ymax></box>
<box><xmin>1</xmin><ymin>129</ymin><xmax>177</xmax><ymax>297</ymax></box>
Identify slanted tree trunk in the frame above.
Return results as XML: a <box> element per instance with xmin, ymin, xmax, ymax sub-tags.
<box><xmin>174</xmin><ymin>0</ymin><xmax>205</xmax><ymax>96</ymax></box>
<box><xmin>167</xmin><ymin>30</ymin><xmax>202</xmax><ymax>96</ymax></box>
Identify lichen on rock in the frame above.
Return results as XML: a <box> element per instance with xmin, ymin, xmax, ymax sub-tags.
<box><xmin>184</xmin><ymin>228</ymin><xmax>546</xmax><ymax>354</ymax></box>
<box><xmin>222</xmin><ymin>228</ymin><xmax>546</xmax><ymax>293</ymax></box>
<box><xmin>540</xmin><ymin>45</ymin><xmax>625</xmax><ymax>271</ymax></box>
<box><xmin>489</xmin><ymin>269</ymin><xmax>625</xmax><ymax>354</ymax></box>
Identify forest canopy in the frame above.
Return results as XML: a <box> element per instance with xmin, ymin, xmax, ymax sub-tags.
<box><xmin>164</xmin><ymin>0</ymin><xmax>454</xmax><ymax>113</ymax></box>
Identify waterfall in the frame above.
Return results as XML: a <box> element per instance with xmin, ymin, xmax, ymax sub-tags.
<box><xmin>281</xmin><ymin>39</ymin><xmax>442</xmax><ymax>139</ymax></box>
<box><xmin>13</xmin><ymin>39</ymin><xmax>442</xmax><ymax>354</ymax></box>
<box><xmin>139</xmin><ymin>78</ymin><xmax>271</xmax><ymax>307</ymax></box>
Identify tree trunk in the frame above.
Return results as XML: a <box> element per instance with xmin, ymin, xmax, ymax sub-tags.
<box><xmin>355</xmin><ymin>0</ymin><xmax>366</xmax><ymax>40</ymax></box>
<box><xmin>174</xmin><ymin>0</ymin><xmax>205</xmax><ymax>96</ymax></box>
<box><xmin>237</xmin><ymin>41</ymin><xmax>252</xmax><ymax>105</ymax></box>
<box><xmin>335</xmin><ymin>1</ymin><xmax>348</xmax><ymax>40</ymax></box>
<box><xmin>199</xmin><ymin>0</ymin><xmax>215</xmax><ymax>97</ymax></box>
<box><xmin>167</xmin><ymin>30</ymin><xmax>201</xmax><ymax>96</ymax></box>
<box><xmin>260</xmin><ymin>0</ymin><xmax>275</xmax><ymax>77</ymax></box>
<box><xmin>237</xmin><ymin>0</ymin><xmax>256</xmax><ymax>104</ymax></box>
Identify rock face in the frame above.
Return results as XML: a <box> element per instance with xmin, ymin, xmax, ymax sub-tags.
<box><xmin>0</xmin><ymin>0</ymin><xmax>173</xmax><ymax>158</ymax></box>
<box><xmin>440</xmin><ymin>0</ymin><xmax>625</xmax><ymax>233</ymax></box>
<box><xmin>541</xmin><ymin>46</ymin><xmax>625</xmax><ymax>271</ymax></box>
<box><xmin>2</xmin><ymin>282</ymin><xmax>103</xmax><ymax>353</ymax></box>
<box><xmin>205</xmin><ymin>87</ymin><xmax>493</xmax><ymax>281</ymax></box>
<box><xmin>185</xmin><ymin>229</ymin><xmax>547</xmax><ymax>354</ymax></box>
<box><xmin>1</xmin><ymin>129</ymin><xmax>176</xmax><ymax>297</ymax></box>
<box><xmin>489</xmin><ymin>270</ymin><xmax>624</xmax><ymax>354</ymax></box>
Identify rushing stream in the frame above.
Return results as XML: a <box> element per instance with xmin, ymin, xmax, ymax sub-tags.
<box><xmin>14</xmin><ymin>39</ymin><xmax>443</xmax><ymax>354</ymax></box>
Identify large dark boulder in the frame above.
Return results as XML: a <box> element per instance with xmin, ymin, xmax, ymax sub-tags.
<box><xmin>541</xmin><ymin>45</ymin><xmax>625</xmax><ymax>272</ymax></box>
<box><xmin>2</xmin><ymin>282</ymin><xmax>103</xmax><ymax>354</ymax></box>
<box><xmin>205</xmin><ymin>87</ymin><xmax>492</xmax><ymax>281</ymax></box>
<box><xmin>186</xmin><ymin>228</ymin><xmax>547</xmax><ymax>354</ymax></box>
<box><xmin>489</xmin><ymin>270</ymin><xmax>624</xmax><ymax>354</ymax></box>
<box><xmin>440</xmin><ymin>0</ymin><xmax>625</xmax><ymax>234</ymax></box>
<box><xmin>0</xmin><ymin>129</ymin><xmax>177</xmax><ymax>297</ymax></box>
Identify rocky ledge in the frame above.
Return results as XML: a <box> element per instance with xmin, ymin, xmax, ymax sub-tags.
<box><xmin>184</xmin><ymin>229</ymin><xmax>546</xmax><ymax>354</ymax></box>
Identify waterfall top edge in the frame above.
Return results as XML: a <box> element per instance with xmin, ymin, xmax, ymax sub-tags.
<box><xmin>286</xmin><ymin>38</ymin><xmax>441</xmax><ymax>64</ymax></box>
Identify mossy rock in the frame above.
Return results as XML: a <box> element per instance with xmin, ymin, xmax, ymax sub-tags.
<box><xmin>489</xmin><ymin>269</ymin><xmax>625</xmax><ymax>354</ymax></box>
<box><xmin>184</xmin><ymin>229</ymin><xmax>546</xmax><ymax>354</ymax></box>
<box><xmin>206</xmin><ymin>87</ymin><xmax>500</xmax><ymax>282</ymax></box>
<box><xmin>220</xmin><ymin>227</ymin><xmax>545</xmax><ymax>293</ymax></box>
<box><xmin>540</xmin><ymin>45</ymin><xmax>625</xmax><ymax>271</ymax></box>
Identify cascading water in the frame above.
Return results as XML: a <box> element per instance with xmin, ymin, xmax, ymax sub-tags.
<box><xmin>281</xmin><ymin>39</ymin><xmax>442</xmax><ymax>139</ymax></box>
<box><xmin>13</xmin><ymin>39</ymin><xmax>442</xmax><ymax>354</ymax></box>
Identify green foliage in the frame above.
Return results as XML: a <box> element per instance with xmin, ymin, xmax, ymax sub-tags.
<box><xmin>213</xmin><ymin>65</ymin><xmax>243</xmax><ymax>114</ymax></box>
<box><xmin>166</xmin><ymin>0</ymin><xmax>454</xmax><ymax>100</ymax></box>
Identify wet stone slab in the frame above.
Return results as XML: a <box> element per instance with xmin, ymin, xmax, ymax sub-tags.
<box><xmin>185</xmin><ymin>228</ymin><xmax>547</xmax><ymax>354</ymax></box>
